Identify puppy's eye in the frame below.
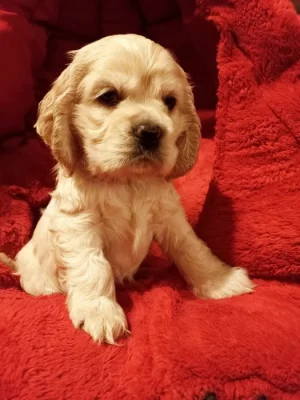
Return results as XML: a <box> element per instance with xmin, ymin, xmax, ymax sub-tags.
<box><xmin>164</xmin><ymin>96</ymin><xmax>176</xmax><ymax>111</ymax></box>
<box><xmin>98</xmin><ymin>90</ymin><xmax>119</xmax><ymax>106</ymax></box>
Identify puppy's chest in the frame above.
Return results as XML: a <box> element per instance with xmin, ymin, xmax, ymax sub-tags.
<box><xmin>98</xmin><ymin>184</ymin><xmax>159</xmax><ymax>280</ymax></box>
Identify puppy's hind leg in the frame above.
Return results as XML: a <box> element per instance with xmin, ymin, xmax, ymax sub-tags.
<box><xmin>16</xmin><ymin>240</ymin><xmax>61</xmax><ymax>296</ymax></box>
<box><xmin>15</xmin><ymin>209</ymin><xmax>62</xmax><ymax>296</ymax></box>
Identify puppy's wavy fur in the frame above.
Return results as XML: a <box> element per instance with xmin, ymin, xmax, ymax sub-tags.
<box><xmin>14</xmin><ymin>35</ymin><xmax>254</xmax><ymax>343</ymax></box>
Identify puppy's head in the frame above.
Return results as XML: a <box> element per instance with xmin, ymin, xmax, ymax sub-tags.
<box><xmin>36</xmin><ymin>34</ymin><xmax>201</xmax><ymax>179</ymax></box>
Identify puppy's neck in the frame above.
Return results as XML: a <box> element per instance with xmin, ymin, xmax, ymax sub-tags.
<box><xmin>57</xmin><ymin>164</ymin><xmax>167</xmax><ymax>186</ymax></box>
<box><xmin>53</xmin><ymin>165</ymin><xmax>168</xmax><ymax>215</ymax></box>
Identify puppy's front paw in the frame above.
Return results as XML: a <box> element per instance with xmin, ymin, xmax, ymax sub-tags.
<box><xmin>193</xmin><ymin>267</ymin><xmax>255</xmax><ymax>300</ymax></box>
<box><xmin>69</xmin><ymin>297</ymin><xmax>128</xmax><ymax>344</ymax></box>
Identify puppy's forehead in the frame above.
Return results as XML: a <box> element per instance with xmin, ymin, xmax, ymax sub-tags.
<box><xmin>90</xmin><ymin>35</ymin><xmax>175</xmax><ymax>70</ymax></box>
<box><xmin>78</xmin><ymin>36</ymin><xmax>185</xmax><ymax>97</ymax></box>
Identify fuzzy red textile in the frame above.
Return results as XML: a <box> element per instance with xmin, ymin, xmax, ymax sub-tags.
<box><xmin>1</xmin><ymin>0</ymin><xmax>300</xmax><ymax>399</ymax></box>
<box><xmin>197</xmin><ymin>0</ymin><xmax>300</xmax><ymax>279</ymax></box>
<box><xmin>1</xmin><ymin>272</ymin><xmax>300</xmax><ymax>400</ymax></box>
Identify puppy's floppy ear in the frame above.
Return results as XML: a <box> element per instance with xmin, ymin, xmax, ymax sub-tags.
<box><xmin>170</xmin><ymin>83</ymin><xmax>201</xmax><ymax>179</ymax></box>
<box><xmin>35</xmin><ymin>52</ymin><xmax>81</xmax><ymax>176</ymax></box>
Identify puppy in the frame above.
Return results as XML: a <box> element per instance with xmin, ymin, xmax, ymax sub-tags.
<box><xmin>14</xmin><ymin>34</ymin><xmax>254</xmax><ymax>343</ymax></box>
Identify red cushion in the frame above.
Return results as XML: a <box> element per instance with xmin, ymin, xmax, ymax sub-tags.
<box><xmin>0</xmin><ymin>10</ymin><xmax>34</xmax><ymax>136</ymax></box>
<box><xmin>0</xmin><ymin>0</ymin><xmax>57</xmax><ymax>135</ymax></box>
<box><xmin>197</xmin><ymin>0</ymin><xmax>300</xmax><ymax>279</ymax></box>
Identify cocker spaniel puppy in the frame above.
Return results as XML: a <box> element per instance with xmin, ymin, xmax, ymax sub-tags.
<box><xmin>15</xmin><ymin>34</ymin><xmax>254</xmax><ymax>343</ymax></box>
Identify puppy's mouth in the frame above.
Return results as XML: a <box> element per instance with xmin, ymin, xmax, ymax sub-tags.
<box><xmin>130</xmin><ymin>149</ymin><xmax>163</xmax><ymax>169</ymax></box>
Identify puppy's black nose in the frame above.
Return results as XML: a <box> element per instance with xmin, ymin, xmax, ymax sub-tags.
<box><xmin>134</xmin><ymin>124</ymin><xmax>163</xmax><ymax>151</ymax></box>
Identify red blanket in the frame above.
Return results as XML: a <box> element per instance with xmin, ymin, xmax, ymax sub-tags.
<box><xmin>197</xmin><ymin>0</ymin><xmax>300</xmax><ymax>279</ymax></box>
<box><xmin>1</xmin><ymin>0</ymin><xmax>300</xmax><ymax>399</ymax></box>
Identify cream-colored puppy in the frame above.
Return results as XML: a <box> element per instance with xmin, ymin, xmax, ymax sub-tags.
<box><xmin>14</xmin><ymin>34</ymin><xmax>254</xmax><ymax>343</ymax></box>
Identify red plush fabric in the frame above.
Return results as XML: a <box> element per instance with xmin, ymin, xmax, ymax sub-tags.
<box><xmin>197</xmin><ymin>0</ymin><xmax>300</xmax><ymax>279</ymax></box>
<box><xmin>1</xmin><ymin>273</ymin><xmax>299</xmax><ymax>400</ymax></box>
<box><xmin>0</xmin><ymin>0</ymin><xmax>300</xmax><ymax>398</ymax></box>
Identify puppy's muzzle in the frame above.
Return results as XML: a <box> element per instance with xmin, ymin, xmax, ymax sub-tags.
<box><xmin>133</xmin><ymin>123</ymin><xmax>163</xmax><ymax>152</ymax></box>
